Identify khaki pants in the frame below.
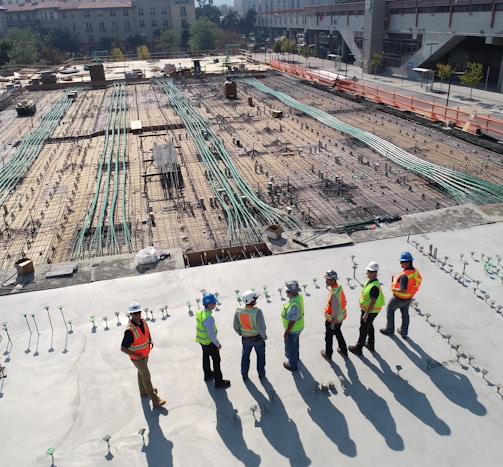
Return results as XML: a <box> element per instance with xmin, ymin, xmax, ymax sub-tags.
<box><xmin>131</xmin><ymin>356</ymin><xmax>158</xmax><ymax>402</ymax></box>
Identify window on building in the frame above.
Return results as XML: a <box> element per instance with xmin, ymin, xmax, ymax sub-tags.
<box><xmin>150</xmin><ymin>8</ymin><xmax>155</xmax><ymax>15</ymax></box>
<box><xmin>180</xmin><ymin>6</ymin><xmax>186</xmax><ymax>16</ymax></box>
<box><xmin>152</xmin><ymin>19</ymin><xmax>157</xmax><ymax>27</ymax></box>
<box><xmin>88</xmin><ymin>34</ymin><xmax>94</xmax><ymax>42</ymax></box>
<box><xmin>138</xmin><ymin>8</ymin><xmax>144</xmax><ymax>16</ymax></box>
<box><xmin>84</xmin><ymin>11</ymin><xmax>90</xmax><ymax>18</ymax></box>
<box><xmin>162</xmin><ymin>19</ymin><xmax>169</xmax><ymax>27</ymax></box>
<box><xmin>124</xmin><ymin>20</ymin><xmax>131</xmax><ymax>30</ymax></box>
<box><xmin>111</xmin><ymin>10</ymin><xmax>116</xmax><ymax>17</ymax></box>
<box><xmin>112</xmin><ymin>21</ymin><xmax>118</xmax><ymax>31</ymax></box>
<box><xmin>62</xmin><ymin>12</ymin><xmax>66</xmax><ymax>19</ymax></box>
<box><xmin>181</xmin><ymin>18</ymin><xmax>188</xmax><ymax>28</ymax></box>
<box><xmin>161</xmin><ymin>7</ymin><xmax>167</xmax><ymax>15</ymax></box>
<box><xmin>99</xmin><ymin>21</ymin><xmax>105</xmax><ymax>31</ymax></box>
<box><xmin>123</xmin><ymin>9</ymin><xmax>129</xmax><ymax>16</ymax></box>
<box><xmin>139</xmin><ymin>20</ymin><xmax>145</xmax><ymax>27</ymax></box>
<box><xmin>86</xmin><ymin>22</ymin><xmax>92</xmax><ymax>32</ymax></box>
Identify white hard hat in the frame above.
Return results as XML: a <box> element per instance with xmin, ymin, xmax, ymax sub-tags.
<box><xmin>242</xmin><ymin>290</ymin><xmax>259</xmax><ymax>305</ymax></box>
<box><xmin>128</xmin><ymin>301</ymin><xmax>142</xmax><ymax>313</ymax></box>
<box><xmin>366</xmin><ymin>261</ymin><xmax>379</xmax><ymax>272</ymax></box>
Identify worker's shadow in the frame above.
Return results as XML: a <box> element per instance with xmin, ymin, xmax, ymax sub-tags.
<box><xmin>244</xmin><ymin>378</ymin><xmax>311</xmax><ymax>466</ymax></box>
<box><xmin>140</xmin><ymin>398</ymin><xmax>173</xmax><ymax>466</ymax></box>
<box><xmin>207</xmin><ymin>385</ymin><xmax>261</xmax><ymax>467</ymax></box>
<box><xmin>293</xmin><ymin>362</ymin><xmax>357</xmax><ymax>457</ymax></box>
<box><xmin>365</xmin><ymin>351</ymin><xmax>451</xmax><ymax>435</ymax></box>
<box><xmin>396</xmin><ymin>337</ymin><xmax>487</xmax><ymax>416</ymax></box>
<box><xmin>344</xmin><ymin>361</ymin><xmax>405</xmax><ymax>451</ymax></box>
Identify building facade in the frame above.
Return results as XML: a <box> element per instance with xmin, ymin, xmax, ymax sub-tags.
<box><xmin>0</xmin><ymin>0</ymin><xmax>195</xmax><ymax>53</ymax></box>
<box><xmin>253</xmin><ymin>0</ymin><xmax>503</xmax><ymax>92</ymax></box>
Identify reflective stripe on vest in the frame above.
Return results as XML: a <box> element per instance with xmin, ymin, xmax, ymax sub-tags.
<box><xmin>126</xmin><ymin>319</ymin><xmax>151</xmax><ymax>360</ymax></box>
<box><xmin>281</xmin><ymin>294</ymin><xmax>304</xmax><ymax>333</ymax></box>
<box><xmin>359</xmin><ymin>279</ymin><xmax>385</xmax><ymax>313</ymax></box>
<box><xmin>236</xmin><ymin>306</ymin><xmax>259</xmax><ymax>337</ymax></box>
<box><xmin>324</xmin><ymin>284</ymin><xmax>347</xmax><ymax>322</ymax></box>
<box><xmin>392</xmin><ymin>268</ymin><xmax>422</xmax><ymax>299</ymax></box>
<box><xmin>195</xmin><ymin>308</ymin><xmax>216</xmax><ymax>345</ymax></box>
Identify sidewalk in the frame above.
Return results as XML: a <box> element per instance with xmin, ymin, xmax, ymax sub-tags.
<box><xmin>253</xmin><ymin>53</ymin><xmax>503</xmax><ymax>118</ymax></box>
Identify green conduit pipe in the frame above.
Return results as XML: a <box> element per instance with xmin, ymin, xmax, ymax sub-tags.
<box><xmin>240</xmin><ymin>78</ymin><xmax>503</xmax><ymax>206</ymax></box>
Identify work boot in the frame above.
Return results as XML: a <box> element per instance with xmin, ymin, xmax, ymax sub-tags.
<box><xmin>215</xmin><ymin>379</ymin><xmax>231</xmax><ymax>388</ymax></box>
<box><xmin>337</xmin><ymin>348</ymin><xmax>349</xmax><ymax>359</ymax></box>
<box><xmin>140</xmin><ymin>387</ymin><xmax>157</xmax><ymax>397</ymax></box>
<box><xmin>320</xmin><ymin>350</ymin><xmax>332</xmax><ymax>361</ymax></box>
<box><xmin>152</xmin><ymin>397</ymin><xmax>166</xmax><ymax>407</ymax></box>
<box><xmin>348</xmin><ymin>345</ymin><xmax>363</xmax><ymax>355</ymax></box>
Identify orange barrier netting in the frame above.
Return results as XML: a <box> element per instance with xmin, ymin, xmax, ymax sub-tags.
<box><xmin>270</xmin><ymin>60</ymin><xmax>503</xmax><ymax>140</ymax></box>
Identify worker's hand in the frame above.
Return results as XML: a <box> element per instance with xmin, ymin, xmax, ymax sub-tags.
<box><xmin>283</xmin><ymin>331</ymin><xmax>289</xmax><ymax>339</ymax></box>
<box><xmin>330</xmin><ymin>322</ymin><xmax>336</xmax><ymax>330</ymax></box>
<box><xmin>217</xmin><ymin>344</ymin><xmax>222</xmax><ymax>350</ymax></box>
<box><xmin>362</xmin><ymin>312</ymin><xmax>369</xmax><ymax>323</ymax></box>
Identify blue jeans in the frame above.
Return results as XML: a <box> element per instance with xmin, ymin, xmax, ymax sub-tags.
<box><xmin>385</xmin><ymin>295</ymin><xmax>411</xmax><ymax>336</ymax></box>
<box><xmin>284</xmin><ymin>332</ymin><xmax>300</xmax><ymax>370</ymax></box>
<box><xmin>241</xmin><ymin>336</ymin><xmax>266</xmax><ymax>378</ymax></box>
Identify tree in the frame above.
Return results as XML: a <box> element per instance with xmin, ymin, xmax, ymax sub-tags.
<box><xmin>155</xmin><ymin>29</ymin><xmax>180</xmax><ymax>53</ymax></box>
<box><xmin>459</xmin><ymin>62</ymin><xmax>483</xmax><ymax>100</ymax></box>
<box><xmin>188</xmin><ymin>17</ymin><xmax>220</xmax><ymax>52</ymax></box>
<box><xmin>301</xmin><ymin>45</ymin><xmax>315</xmax><ymax>67</ymax></box>
<box><xmin>436</xmin><ymin>63</ymin><xmax>453</xmax><ymax>92</ymax></box>
<box><xmin>196</xmin><ymin>4</ymin><xmax>221</xmax><ymax>25</ymax></box>
<box><xmin>368</xmin><ymin>52</ymin><xmax>383</xmax><ymax>77</ymax></box>
<box><xmin>244</xmin><ymin>9</ymin><xmax>256</xmax><ymax>37</ymax></box>
<box><xmin>0</xmin><ymin>41</ymin><xmax>13</xmax><ymax>66</ymax></box>
<box><xmin>137</xmin><ymin>45</ymin><xmax>151</xmax><ymax>60</ymax></box>
<box><xmin>111</xmin><ymin>47</ymin><xmax>124</xmax><ymax>62</ymax></box>
<box><xmin>221</xmin><ymin>10</ymin><xmax>242</xmax><ymax>32</ymax></box>
<box><xmin>6</xmin><ymin>28</ymin><xmax>40</xmax><ymax>65</ymax></box>
<box><xmin>126</xmin><ymin>34</ymin><xmax>146</xmax><ymax>53</ymax></box>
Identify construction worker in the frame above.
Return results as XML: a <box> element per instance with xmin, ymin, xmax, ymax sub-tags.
<box><xmin>281</xmin><ymin>280</ymin><xmax>304</xmax><ymax>371</ymax></box>
<box><xmin>349</xmin><ymin>262</ymin><xmax>385</xmax><ymax>355</ymax></box>
<box><xmin>233</xmin><ymin>290</ymin><xmax>267</xmax><ymax>381</ymax></box>
<box><xmin>121</xmin><ymin>301</ymin><xmax>166</xmax><ymax>407</ymax></box>
<box><xmin>320</xmin><ymin>270</ymin><xmax>348</xmax><ymax>360</ymax></box>
<box><xmin>195</xmin><ymin>293</ymin><xmax>230</xmax><ymax>388</ymax></box>
<box><xmin>380</xmin><ymin>251</ymin><xmax>422</xmax><ymax>339</ymax></box>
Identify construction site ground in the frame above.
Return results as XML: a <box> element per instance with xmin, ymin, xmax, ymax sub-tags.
<box><xmin>1</xmin><ymin>56</ymin><xmax>503</xmax><ymax>273</ymax></box>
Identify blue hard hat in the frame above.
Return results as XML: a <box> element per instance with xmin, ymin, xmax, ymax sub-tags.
<box><xmin>400</xmin><ymin>251</ymin><xmax>414</xmax><ymax>262</ymax></box>
<box><xmin>202</xmin><ymin>293</ymin><xmax>218</xmax><ymax>305</ymax></box>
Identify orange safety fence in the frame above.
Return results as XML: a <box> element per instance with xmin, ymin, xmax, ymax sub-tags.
<box><xmin>270</xmin><ymin>60</ymin><xmax>503</xmax><ymax>141</ymax></box>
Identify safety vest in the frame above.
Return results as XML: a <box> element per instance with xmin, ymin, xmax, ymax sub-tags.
<box><xmin>324</xmin><ymin>284</ymin><xmax>347</xmax><ymax>322</ymax></box>
<box><xmin>281</xmin><ymin>294</ymin><xmax>304</xmax><ymax>333</ymax></box>
<box><xmin>195</xmin><ymin>308</ymin><xmax>217</xmax><ymax>345</ymax></box>
<box><xmin>392</xmin><ymin>268</ymin><xmax>422</xmax><ymax>299</ymax></box>
<box><xmin>236</xmin><ymin>306</ymin><xmax>260</xmax><ymax>337</ymax></box>
<box><xmin>359</xmin><ymin>279</ymin><xmax>385</xmax><ymax>313</ymax></box>
<box><xmin>125</xmin><ymin>319</ymin><xmax>151</xmax><ymax>360</ymax></box>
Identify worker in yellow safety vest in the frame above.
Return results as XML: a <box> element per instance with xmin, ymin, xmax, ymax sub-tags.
<box><xmin>349</xmin><ymin>262</ymin><xmax>385</xmax><ymax>355</ymax></box>
<box><xmin>195</xmin><ymin>293</ymin><xmax>230</xmax><ymax>388</ymax></box>
<box><xmin>281</xmin><ymin>280</ymin><xmax>304</xmax><ymax>371</ymax></box>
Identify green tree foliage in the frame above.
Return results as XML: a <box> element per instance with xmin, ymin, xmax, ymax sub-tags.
<box><xmin>137</xmin><ymin>45</ymin><xmax>151</xmax><ymax>60</ymax></box>
<box><xmin>155</xmin><ymin>29</ymin><xmax>180</xmax><ymax>53</ymax></box>
<box><xmin>368</xmin><ymin>52</ymin><xmax>383</xmax><ymax>77</ymax></box>
<box><xmin>188</xmin><ymin>17</ymin><xmax>220</xmax><ymax>52</ymax></box>
<box><xmin>436</xmin><ymin>63</ymin><xmax>453</xmax><ymax>91</ymax></box>
<box><xmin>7</xmin><ymin>28</ymin><xmax>40</xmax><ymax>65</ymax></box>
<box><xmin>111</xmin><ymin>47</ymin><xmax>125</xmax><ymax>61</ymax></box>
<box><xmin>244</xmin><ymin>9</ymin><xmax>256</xmax><ymax>37</ymax></box>
<box><xmin>459</xmin><ymin>62</ymin><xmax>483</xmax><ymax>99</ymax></box>
<box><xmin>196</xmin><ymin>4</ymin><xmax>221</xmax><ymax>24</ymax></box>
<box><xmin>301</xmin><ymin>45</ymin><xmax>315</xmax><ymax>66</ymax></box>
<box><xmin>126</xmin><ymin>34</ymin><xmax>147</xmax><ymax>53</ymax></box>
<box><xmin>220</xmin><ymin>10</ymin><xmax>242</xmax><ymax>32</ymax></box>
<box><xmin>0</xmin><ymin>41</ymin><xmax>13</xmax><ymax>66</ymax></box>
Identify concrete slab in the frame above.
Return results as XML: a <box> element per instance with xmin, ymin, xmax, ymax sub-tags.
<box><xmin>0</xmin><ymin>215</ymin><xmax>502</xmax><ymax>466</ymax></box>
